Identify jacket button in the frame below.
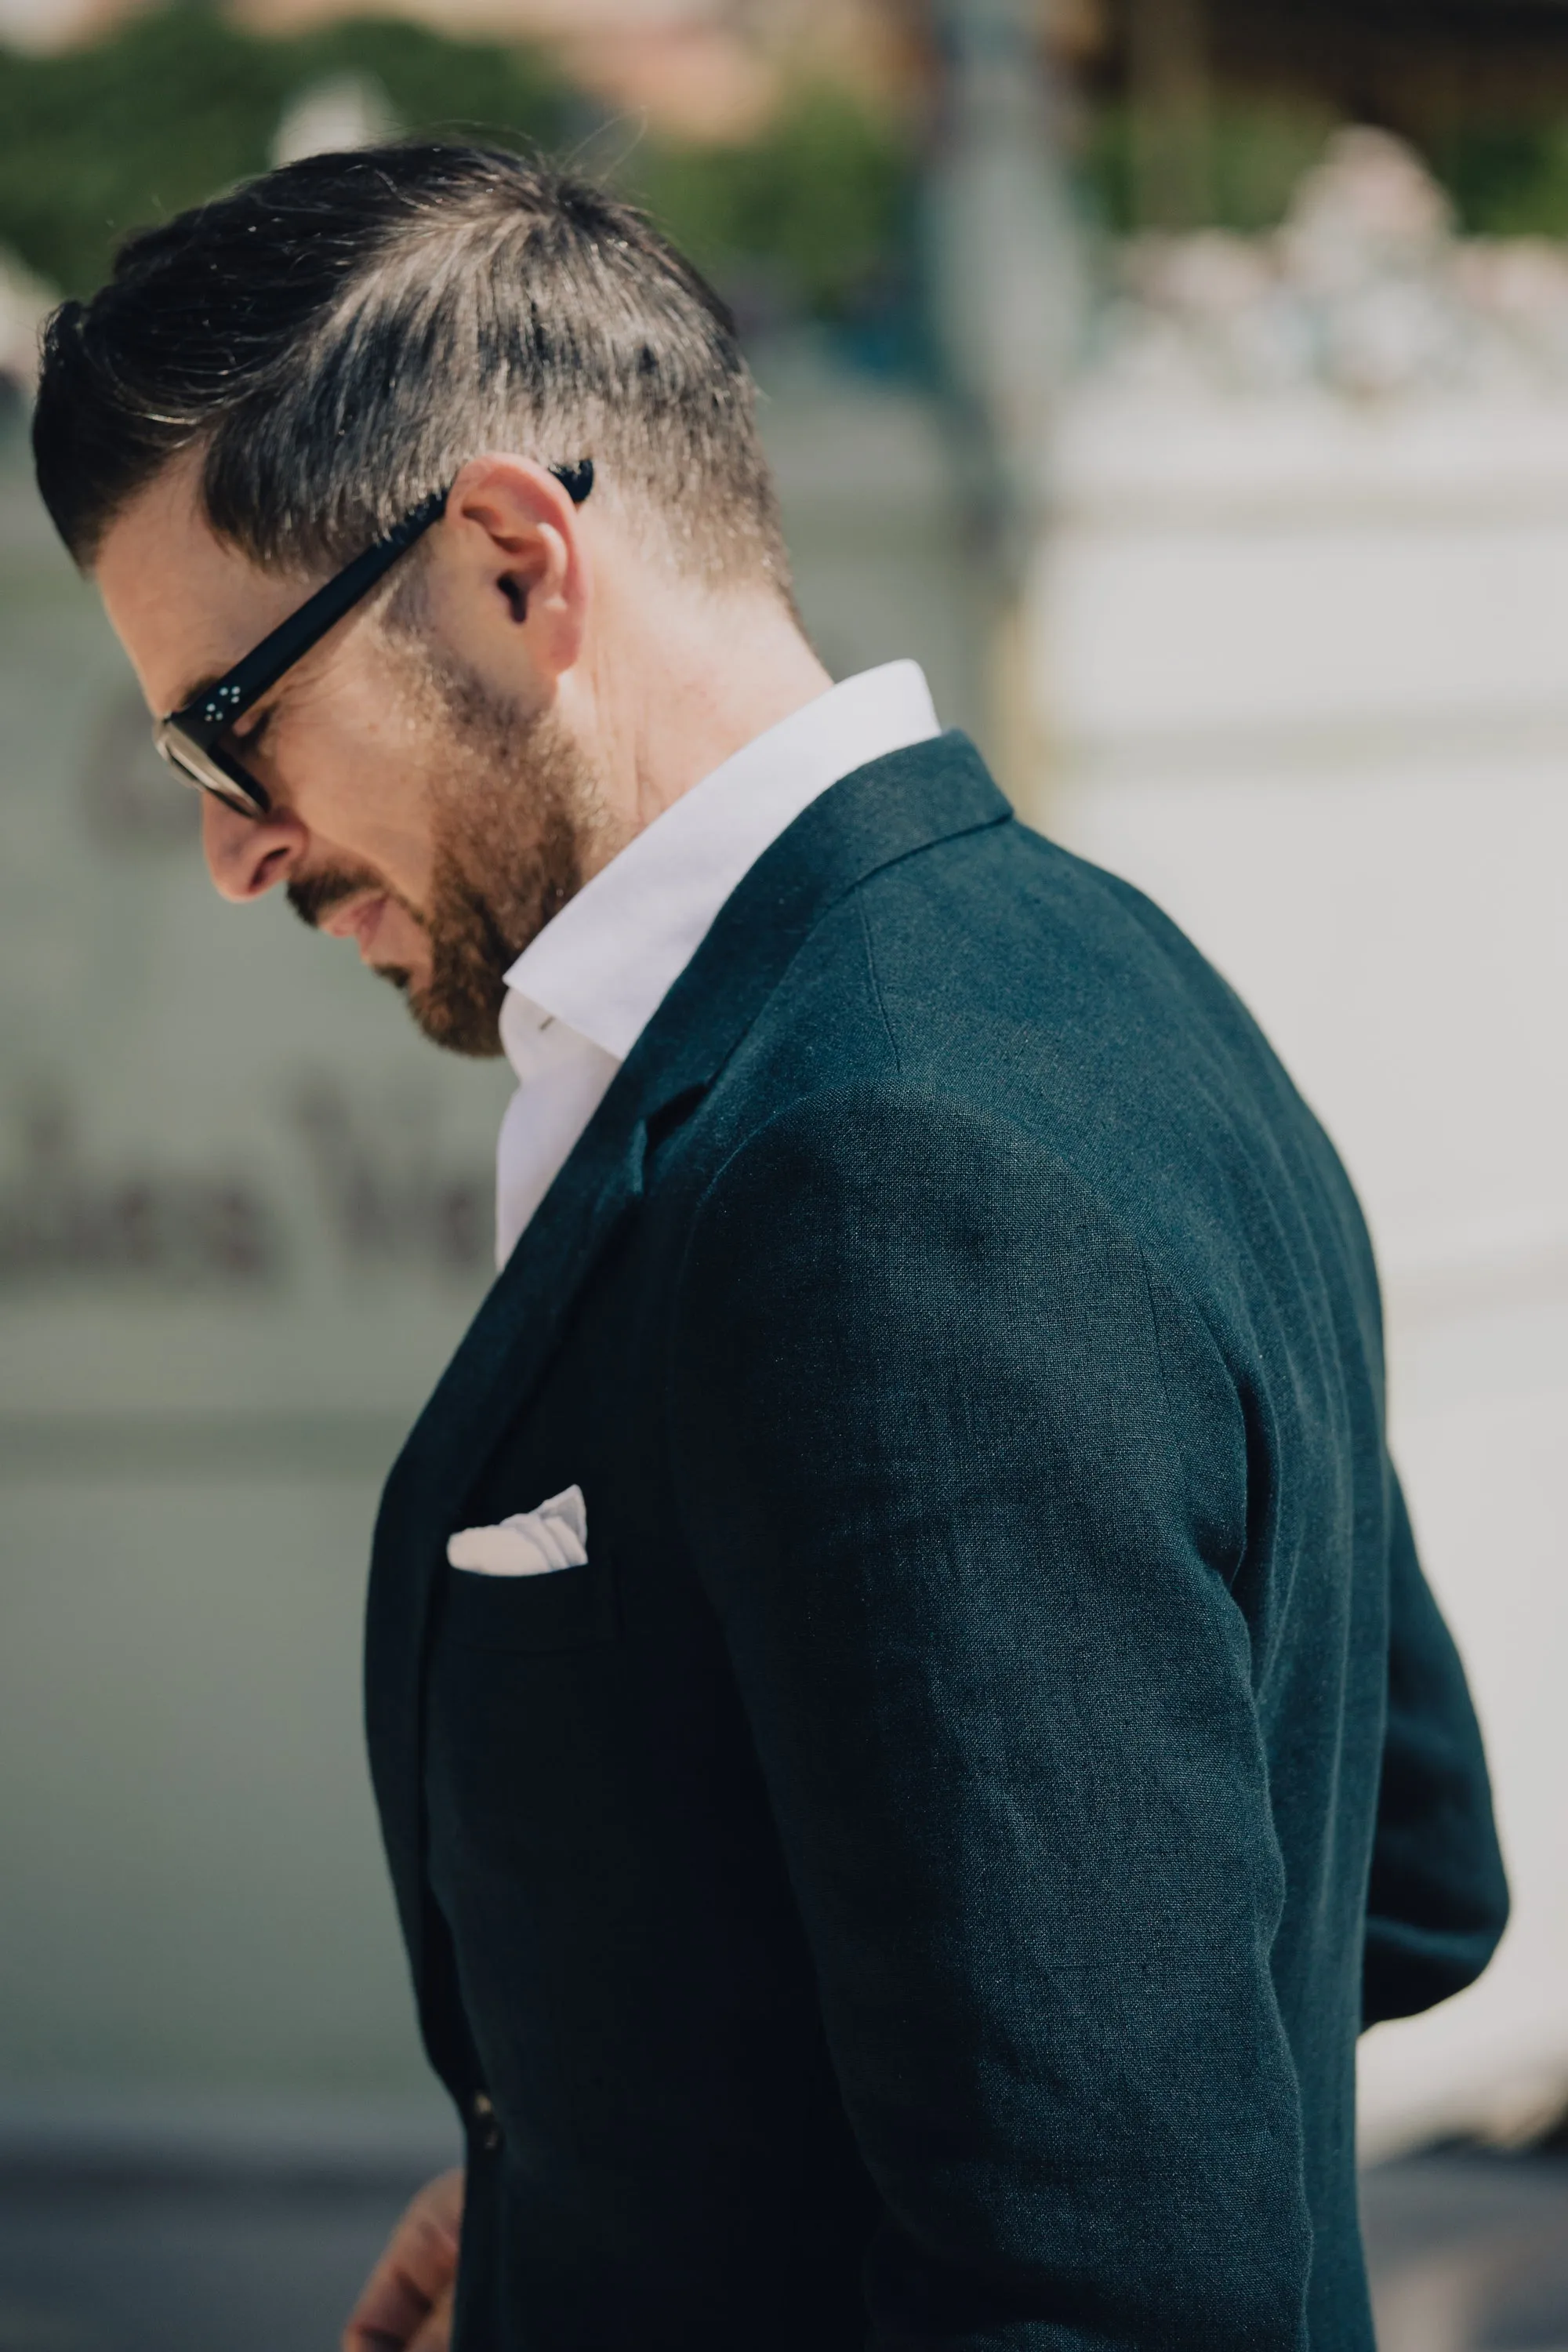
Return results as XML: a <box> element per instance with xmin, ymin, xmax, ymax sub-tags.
<box><xmin>471</xmin><ymin>2090</ymin><xmax>502</xmax><ymax>2152</ymax></box>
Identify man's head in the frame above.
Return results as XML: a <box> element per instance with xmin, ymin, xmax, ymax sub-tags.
<box><xmin>34</xmin><ymin>144</ymin><xmax>819</xmax><ymax>1054</ymax></box>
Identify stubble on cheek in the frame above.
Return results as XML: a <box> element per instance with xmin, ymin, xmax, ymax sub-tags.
<box><xmin>281</xmin><ymin>644</ymin><xmax>609</xmax><ymax>1060</ymax></box>
<box><xmin>411</xmin><ymin>786</ymin><xmax>584</xmax><ymax>1058</ymax></box>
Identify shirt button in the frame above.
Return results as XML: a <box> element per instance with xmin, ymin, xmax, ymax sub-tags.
<box><xmin>470</xmin><ymin>2090</ymin><xmax>502</xmax><ymax>2152</ymax></box>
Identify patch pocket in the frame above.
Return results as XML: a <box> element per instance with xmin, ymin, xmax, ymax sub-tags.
<box><xmin>439</xmin><ymin>1552</ymin><xmax>619</xmax><ymax>1654</ymax></box>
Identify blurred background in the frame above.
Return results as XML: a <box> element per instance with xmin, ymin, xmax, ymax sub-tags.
<box><xmin>0</xmin><ymin>1</ymin><xmax>1565</xmax><ymax>2345</ymax></box>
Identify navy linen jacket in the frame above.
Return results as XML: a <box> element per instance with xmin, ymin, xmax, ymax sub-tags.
<box><xmin>365</xmin><ymin>735</ymin><xmax>1507</xmax><ymax>2350</ymax></box>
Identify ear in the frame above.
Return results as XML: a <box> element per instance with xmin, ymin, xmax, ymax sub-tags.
<box><xmin>435</xmin><ymin>452</ymin><xmax>590</xmax><ymax>688</ymax></box>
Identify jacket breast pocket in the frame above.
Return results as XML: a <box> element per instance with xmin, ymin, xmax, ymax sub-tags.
<box><xmin>438</xmin><ymin>1554</ymin><xmax>619</xmax><ymax>1654</ymax></box>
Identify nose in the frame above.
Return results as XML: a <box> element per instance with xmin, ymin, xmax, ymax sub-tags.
<box><xmin>201</xmin><ymin>793</ymin><xmax>307</xmax><ymax>902</ymax></box>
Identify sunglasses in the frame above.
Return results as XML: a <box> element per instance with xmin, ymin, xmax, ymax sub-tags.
<box><xmin>154</xmin><ymin>459</ymin><xmax>596</xmax><ymax>820</ymax></box>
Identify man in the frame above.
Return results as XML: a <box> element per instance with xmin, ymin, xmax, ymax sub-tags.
<box><xmin>33</xmin><ymin>146</ymin><xmax>1508</xmax><ymax>2351</ymax></box>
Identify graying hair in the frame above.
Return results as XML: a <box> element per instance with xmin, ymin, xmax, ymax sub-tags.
<box><xmin>35</xmin><ymin>143</ymin><xmax>794</xmax><ymax>604</ymax></box>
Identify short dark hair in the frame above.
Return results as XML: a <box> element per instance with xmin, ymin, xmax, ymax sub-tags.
<box><xmin>32</xmin><ymin>143</ymin><xmax>792</xmax><ymax>598</ymax></box>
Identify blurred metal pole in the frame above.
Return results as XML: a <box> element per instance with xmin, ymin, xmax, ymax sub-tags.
<box><xmin>925</xmin><ymin>0</ymin><xmax>1084</xmax><ymax>822</ymax></box>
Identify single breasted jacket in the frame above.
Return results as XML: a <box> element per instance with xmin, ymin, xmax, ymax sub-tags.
<box><xmin>365</xmin><ymin>734</ymin><xmax>1507</xmax><ymax>2350</ymax></box>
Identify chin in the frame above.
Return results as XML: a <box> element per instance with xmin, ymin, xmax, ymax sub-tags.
<box><xmin>405</xmin><ymin>982</ymin><xmax>506</xmax><ymax>1060</ymax></box>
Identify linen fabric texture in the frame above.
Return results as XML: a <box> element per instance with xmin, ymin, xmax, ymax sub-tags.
<box><xmin>364</xmin><ymin>734</ymin><xmax>1508</xmax><ymax>2351</ymax></box>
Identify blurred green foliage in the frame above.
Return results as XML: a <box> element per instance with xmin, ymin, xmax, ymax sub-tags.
<box><xmin>1079</xmin><ymin>96</ymin><xmax>1568</xmax><ymax>245</ymax></box>
<box><xmin>1435</xmin><ymin>122</ymin><xmax>1568</xmax><ymax>237</ymax></box>
<box><xmin>1080</xmin><ymin>97</ymin><xmax>1338</xmax><ymax>234</ymax></box>
<box><xmin>0</xmin><ymin>9</ymin><xmax>568</xmax><ymax>294</ymax></box>
<box><xmin>0</xmin><ymin>5</ymin><xmax>918</xmax><ymax>332</ymax></box>
<box><xmin>1204</xmin><ymin>102</ymin><xmax>1339</xmax><ymax>231</ymax></box>
<box><xmin>633</xmin><ymin>82</ymin><xmax>916</xmax><ymax>322</ymax></box>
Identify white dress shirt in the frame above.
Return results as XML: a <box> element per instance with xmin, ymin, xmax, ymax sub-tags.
<box><xmin>494</xmin><ymin>659</ymin><xmax>942</xmax><ymax>1265</ymax></box>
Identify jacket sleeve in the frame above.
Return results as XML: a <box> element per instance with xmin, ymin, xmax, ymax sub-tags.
<box><xmin>669</xmin><ymin>1084</ymin><xmax>1312</xmax><ymax>2352</ymax></box>
<box><xmin>1361</xmin><ymin>1472</ymin><xmax>1508</xmax><ymax>2029</ymax></box>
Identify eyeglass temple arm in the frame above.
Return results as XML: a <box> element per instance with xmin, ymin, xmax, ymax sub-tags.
<box><xmin>183</xmin><ymin>488</ymin><xmax>451</xmax><ymax>735</ymax></box>
<box><xmin>180</xmin><ymin>461</ymin><xmax>594</xmax><ymax>739</ymax></box>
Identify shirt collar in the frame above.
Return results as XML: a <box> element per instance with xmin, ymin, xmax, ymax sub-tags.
<box><xmin>500</xmin><ymin>660</ymin><xmax>939</xmax><ymax>1069</ymax></box>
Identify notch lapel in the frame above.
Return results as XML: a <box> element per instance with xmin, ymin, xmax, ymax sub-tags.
<box><xmin>363</xmin><ymin>731</ymin><xmax>1012</xmax><ymax>2008</ymax></box>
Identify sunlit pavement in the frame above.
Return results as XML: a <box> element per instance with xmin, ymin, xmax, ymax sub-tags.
<box><xmin>0</xmin><ymin>2149</ymin><xmax>1563</xmax><ymax>2350</ymax></box>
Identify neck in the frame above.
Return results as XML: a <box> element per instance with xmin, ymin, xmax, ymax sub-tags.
<box><xmin>578</xmin><ymin>581</ymin><xmax>833</xmax><ymax>877</ymax></box>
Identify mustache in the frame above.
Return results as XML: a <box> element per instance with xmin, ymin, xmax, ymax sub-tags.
<box><xmin>288</xmin><ymin>867</ymin><xmax>411</xmax><ymax>931</ymax></box>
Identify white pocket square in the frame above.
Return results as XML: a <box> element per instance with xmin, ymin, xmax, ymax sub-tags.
<box><xmin>447</xmin><ymin>1485</ymin><xmax>588</xmax><ymax>1577</ymax></box>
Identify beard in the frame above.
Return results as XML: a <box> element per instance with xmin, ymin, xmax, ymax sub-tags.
<box><xmin>288</xmin><ymin>670</ymin><xmax>611</xmax><ymax>1058</ymax></box>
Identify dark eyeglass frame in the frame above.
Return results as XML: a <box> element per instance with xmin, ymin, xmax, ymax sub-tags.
<box><xmin>154</xmin><ymin>459</ymin><xmax>595</xmax><ymax>820</ymax></box>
